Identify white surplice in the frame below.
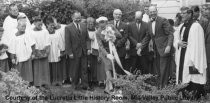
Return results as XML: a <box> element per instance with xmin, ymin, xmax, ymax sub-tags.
<box><xmin>31</xmin><ymin>29</ymin><xmax>50</xmax><ymax>50</ymax></box>
<box><xmin>88</xmin><ymin>30</ymin><xmax>99</xmax><ymax>53</ymax></box>
<box><xmin>2</xmin><ymin>12</ymin><xmax>32</xmax><ymax>48</ymax></box>
<box><xmin>48</xmin><ymin>30</ymin><xmax>63</xmax><ymax>62</ymax></box>
<box><xmin>55</xmin><ymin>24</ymin><xmax>66</xmax><ymax>52</ymax></box>
<box><xmin>174</xmin><ymin>22</ymin><xmax>207</xmax><ymax>85</ymax></box>
<box><xmin>8</xmin><ymin>29</ymin><xmax>35</xmax><ymax>63</ymax></box>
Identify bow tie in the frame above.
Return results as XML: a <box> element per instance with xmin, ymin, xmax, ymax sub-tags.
<box><xmin>88</xmin><ymin>28</ymin><xmax>95</xmax><ymax>31</ymax></box>
<box><xmin>151</xmin><ymin>19</ymin><xmax>155</xmax><ymax>22</ymax></box>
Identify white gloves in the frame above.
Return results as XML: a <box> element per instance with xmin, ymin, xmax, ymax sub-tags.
<box><xmin>107</xmin><ymin>54</ymin><xmax>114</xmax><ymax>60</ymax></box>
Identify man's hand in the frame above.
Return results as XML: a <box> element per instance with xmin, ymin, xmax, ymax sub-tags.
<box><xmin>87</xmin><ymin>50</ymin><xmax>91</xmax><ymax>55</ymax></box>
<box><xmin>107</xmin><ymin>54</ymin><xmax>114</xmax><ymax>60</ymax></box>
<box><xmin>136</xmin><ymin>43</ymin><xmax>142</xmax><ymax>50</ymax></box>
<box><xmin>69</xmin><ymin>54</ymin><xmax>74</xmax><ymax>59</ymax></box>
<box><xmin>164</xmin><ymin>46</ymin><xmax>171</xmax><ymax>54</ymax></box>
<box><xmin>12</xmin><ymin>59</ymin><xmax>18</xmax><ymax>65</ymax></box>
<box><xmin>178</xmin><ymin>41</ymin><xmax>187</xmax><ymax>48</ymax></box>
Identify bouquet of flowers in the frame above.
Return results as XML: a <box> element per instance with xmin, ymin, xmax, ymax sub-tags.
<box><xmin>33</xmin><ymin>47</ymin><xmax>49</xmax><ymax>59</ymax></box>
<box><xmin>101</xmin><ymin>24</ymin><xmax>117</xmax><ymax>42</ymax></box>
<box><xmin>101</xmin><ymin>24</ymin><xmax>132</xmax><ymax>78</ymax></box>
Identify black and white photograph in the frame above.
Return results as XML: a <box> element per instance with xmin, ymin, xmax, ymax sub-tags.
<box><xmin>0</xmin><ymin>0</ymin><xmax>210</xmax><ymax>102</ymax></box>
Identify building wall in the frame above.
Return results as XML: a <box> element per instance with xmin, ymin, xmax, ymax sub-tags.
<box><xmin>151</xmin><ymin>0</ymin><xmax>209</xmax><ymax>19</ymax></box>
<box><xmin>151</xmin><ymin>0</ymin><xmax>180</xmax><ymax>19</ymax></box>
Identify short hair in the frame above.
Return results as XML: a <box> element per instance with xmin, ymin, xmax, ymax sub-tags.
<box><xmin>176</xmin><ymin>13</ymin><xmax>182</xmax><ymax>21</ymax></box>
<box><xmin>86</xmin><ymin>17</ymin><xmax>95</xmax><ymax>23</ymax></box>
<box><xmin>149</xmin><ymin>6</ymin><xmax>158</xmax><ymax>11</ymax></box>
<box><xmin>43</xmin><ymin>16</ymin><xmax>54</xmax><ymax>25</ymax></box>
<box><xmin>202</xmin><ymin>4</ymin><xmax>209</xmax><ymax>8</ymax></box>
<box><xmin>113</xmin><ymin>9</ymin><xmax>122</xmax><ymax>14</ymax></box>
<box><xmin>168</xmin><ymin>19</ymin><xmax>174</xmax><ymax>26</ymax></box>
<box><xmin>17</xmin><ymin>20</ymin><xmax>26</xmax><ymax>27</ymax></box>
<box><xmin>72</xmin><ymin>11</ymin><xmax>81</xmax><ymax>18</ymax></box>
<box><xmin>191</xmin><ymin>5</ymin><xmax>200</xmax><ymax>12</ymax></box>
<box><xmin>33</xmin><ymin>16</ymin><xmax>42</xmax><ymax>23</ymax></box>
<box><xmin>180</xmin><ymin>6</ymin><xmax>189</xmax><ymax>11</ymax></box>
<box><xmin>9</xmin><ymin>3</ymin><xmax>17</xmax><ymax>10</ymax></box>
<box><xmin>135</xmin><ymin>11</ymin><xmax>143</xmax><ymax>18</ymax></box>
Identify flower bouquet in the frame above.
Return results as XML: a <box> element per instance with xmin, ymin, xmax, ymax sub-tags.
<box><xmin>101</xmin><ymin>24</ymin><xmax>118</xmax><ymax>42</ymax></box>
<box><xmin>33</xmin><ymin>47</ymin><xmax>49</xmax><ymax>59</ymax></box>
<box><xmin>101</xmin><ymin>24</ymin><xmax>132</xmax><ymax>78</ymax></box>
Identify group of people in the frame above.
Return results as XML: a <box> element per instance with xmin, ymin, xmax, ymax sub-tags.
<box><xmin>0</xmin><ymin>3</ymin><xmax>210</xmax><ymax>97</ymax></box>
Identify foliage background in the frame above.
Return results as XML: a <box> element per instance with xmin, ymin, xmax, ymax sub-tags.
<box><xmin>0</xmin><ymin>0</ymin><xmax>145</xmax><ymax>26</ymax></box>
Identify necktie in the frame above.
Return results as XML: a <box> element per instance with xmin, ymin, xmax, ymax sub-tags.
<box><xmin>115</xmin><ymin>20</ymin><xmax>119</xmax><ymax>28</ymax></box>
<box><xmin>76</xmin><ymin>23</ymin><xmax>80</xmax><ymax>33</ymax></box>
<box><xmin>138</xmin><ymin>23</ymin><xmax>140</xmax><ymax>31</ymax></box>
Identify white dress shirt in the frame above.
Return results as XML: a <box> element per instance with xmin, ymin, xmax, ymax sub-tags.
<box><xmin>152</xmin><ymin>21</ymin><xmax>156</xmax><ymax>35</ymax></box>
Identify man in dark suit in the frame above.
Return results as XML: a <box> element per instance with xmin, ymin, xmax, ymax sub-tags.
<box><xmin>65</xmin><ymin>11</ymin><xmax>91</xmax><ymax>90</ymax></box>
<box><xmin>141</xmin><ymin>6</ymin><xmax>174</xmax><ymax>88</ymax></box>
<box><xmin>204</xmin><ymin>5</ymin><xmax>210</xmax><ymax>93</ymax></box>
<box><xmin>109</xmin><ymin>9</ymin><xmax>128</xmax><ymax>75</ymax></box>
<box><xmin>191</xmin><ymin>5</ymin><xmax>209</xmax><ymax>33</ymax></box>
<box><xmin>128</xmin><ymin>11</ymin><xmax>150</xmax><ymax>74</ymax></box>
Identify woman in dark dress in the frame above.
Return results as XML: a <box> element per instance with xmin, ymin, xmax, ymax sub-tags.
<box><xmin>95</xmin><ymin>16</ymin><xmax>122</xmax><ymax>94</ymax></box>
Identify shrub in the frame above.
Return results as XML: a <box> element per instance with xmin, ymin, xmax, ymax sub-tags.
<box><xmin>0</xmin><ymin>0</ymin><xmax>146</xmax><ymax>25</ymax></box>
<box><xmin>0</xmin><ymin>69</ymin><xmax>43</xmax><ymax>103</ymax></box>
<box><xmin>112</xmin><ymin>74</ymin><xmax>210</xmax><ymax>102</ymax></box>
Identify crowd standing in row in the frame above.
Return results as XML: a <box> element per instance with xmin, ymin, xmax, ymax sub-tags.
<box><xmin>0</xmin><ymin>3</ymin><xmax>210</xmax><ymax>98</ymax></box>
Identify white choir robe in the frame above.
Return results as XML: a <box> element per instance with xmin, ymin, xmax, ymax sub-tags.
<box><xmin>31</xmin><ymin>29</ymin><xmax>50</xmax><ymax>50</ymax></box>
<box><xmin>56</xmin><ymin>24</ymin><xmax>66</xmax><ymax>52</ymax></box>
<box><xmin>88</xmin><ymin>30</ymin><xmax>99</xmax><ymax>53</ymax></box>
<box><xmin>8</xmin><ymin>29</ymin><xmax>35</xmax><ymax>63</ymax></box>
<box><xmin>2</xmin><ymin>12</ymin><xmax>32</xmax><ymax>49</ymax></box>
<box><xmin>48</xmin><ymin>30</ymin><xmax>63</xmax><ymax>63</ymax></box>
<box><xmin>174</xmin><ymin>22</ymin><xmax>207</xmax><ymax>85</ymax></box>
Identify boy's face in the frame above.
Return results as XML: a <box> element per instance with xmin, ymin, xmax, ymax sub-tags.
<box><xmin>47</xmin><ymin>23</ymin><xmax>55</xmax><ymax>33</ymax></box>
<box><xmin>87</xmin><ymin>20</ymin><xmax>95</xmax><ymax>30</ymax></box>
<box><xmin>17</xmin><ymin>23</ymin><xmax>26</xmax><ymax>33</ymax></box>
<box><xmin>9</xmin><ymin>5</ymin><xmax>19</xmax><ymax>17</ymax></box>
<box><xmin>34</xmin><ymin>21</ymin><xmax>43</xmax><ymax>30</ymax></box>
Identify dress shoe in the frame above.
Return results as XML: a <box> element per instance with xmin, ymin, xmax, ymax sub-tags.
<box><xmin>63</xmin><ymin>79</ymin><xmax>71</xmax><ymax>85</ymax></box>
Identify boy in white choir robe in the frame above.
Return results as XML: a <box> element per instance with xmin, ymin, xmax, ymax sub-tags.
<box><xmin>31</xmin><ymin>17</ymin><xmax>51</xmax><ymax>87</ymax></box>
<box><xmin>8</xmin><ymin>21</ymin><xmax>35</xmax><ymax>83</ymax></box>
<box><xmin>86</xmin><ymin>17</ymin><xmax>100</xmax><ymax>87</ymax></box>
<box><xmin>53</xmin><ymin>18</ymin><xmax>68</xmax><ymax>84</ymax></box>
<box><xmin>0</xmin><ymin>27</ymin><xmax>9</xmax><ymax>74</ymax></box>
<box><xmin>45</xmin><ymin>17</ymin><xmax>63</xmax><ymax>86</ymax></box>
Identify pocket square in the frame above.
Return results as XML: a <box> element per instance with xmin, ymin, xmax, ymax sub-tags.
<box><xmin>120</xmin><ymin>29</ymin><xmax>124</xmax><ymax>32</ymax></box>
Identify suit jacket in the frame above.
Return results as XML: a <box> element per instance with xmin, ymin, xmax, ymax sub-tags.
<box><xmin>198</xmin><ymin>16</ymin><xmax>209</xmax><ymax>34</ymax></box>
<box><xmin>128</xmin><ymin>21</ymin><xmax>149</xmax><ymax>56</ymax></box>
<box><xmin>141</xmin><ymin>16</ymin><xmax>174</xmax><ymax>57</ymax></box>
<box><xmin>65</xmin><ymin>22</ymin><xmax>90</xmax><ymax>58</ymax></box>
<box><xmin>109</xmin><ymin>20</ymin><xmax>128</xmax><ymax>57</ymax></box>
<box><xmin>205</xmin><ymin>22</ymin><xmax>210</xmax><ymax>63</ymax></box>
